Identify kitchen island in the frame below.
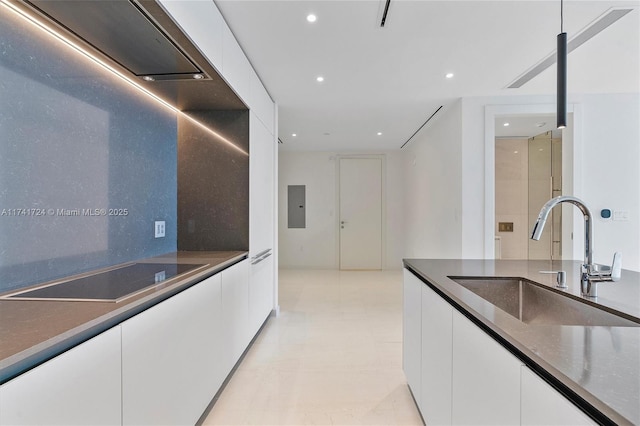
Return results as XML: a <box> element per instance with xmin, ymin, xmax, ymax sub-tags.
<box><xmin>403</xmin><ymin>259</ymin><xmax>639</xmax><ymax>426</ymax></box>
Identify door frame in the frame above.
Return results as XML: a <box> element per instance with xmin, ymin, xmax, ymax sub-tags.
<box><xmin>485</xmin><ymin>103</ymin><xmax>583</xmax><ymax>261</ymax></box>
<box><xmin>335</xmin><ymin>154</ymin><xmax>387</xmax><ymax>270</ymax></box>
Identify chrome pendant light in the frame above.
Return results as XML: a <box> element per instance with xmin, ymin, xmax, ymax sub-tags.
<box><xmin>557</xmin><ymin>0</ymin><xmax>567</xmax><ymax>129</ymax></box>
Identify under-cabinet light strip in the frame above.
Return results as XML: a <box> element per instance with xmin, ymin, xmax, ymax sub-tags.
<box><xmin>0</xmin><ymin>0</ymin><xmax>248</xmax><ymax>157</ymax></box>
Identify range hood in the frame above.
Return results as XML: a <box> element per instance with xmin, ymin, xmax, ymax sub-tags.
<box><xmin>19</xmin><ymin>0</ymin><xmax>246</xmax><ymax>110</ymax></box>
<box><xmin>27</xmin><ymin>0</ymin><xmax>203</xmax><ymax>80</ymax></box>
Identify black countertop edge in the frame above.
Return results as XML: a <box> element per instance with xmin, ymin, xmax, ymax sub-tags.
<box><xmin>403</xmin><ymin>261</ymin><xmax>628</xmax><ymax>426</ymax></box>
<box><xmin>0</xmin><ymin>252</ymin><xmax>248</xmax><ymax>385</ymax></box>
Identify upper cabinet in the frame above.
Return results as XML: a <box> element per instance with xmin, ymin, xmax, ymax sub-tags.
<box><xmin>157</xmin><ymin>0</ymin><xmax>224</xmax><ymax>70</ymax></box>
<box><xmin>250</xmin><ymin>112</ymin><xmax>276</xmax><ymax>254</ymax></box>
<box><xmin>249</xmin><ymin>69</ymin><xmax>275</xmax><ymax>134</ymax></box>
<box><xmin>222</xmin><ymin>23</ymin><xmax>252</xmax><ymax>103</ymax></box>
<box><xmin>158</xmin><ymin>0</ymin><xmax>275</xmax><ymax>133</ymax></box>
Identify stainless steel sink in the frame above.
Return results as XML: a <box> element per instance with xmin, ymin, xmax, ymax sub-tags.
<box><xmin>448</xmin><ymin>277</ymin><xmax>639</xmax><ymax>327</ymax></box>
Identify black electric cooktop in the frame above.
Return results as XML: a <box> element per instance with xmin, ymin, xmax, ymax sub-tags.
<box><xmin>4</xmin><ymin>263</ymin><xmax>206</xmax><ymax>302</ymax></box>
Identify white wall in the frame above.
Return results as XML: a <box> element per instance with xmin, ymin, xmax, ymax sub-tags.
<box><xmin>278</xmin><ymin>152</ymin><xmax>335</xmax><ymax>269</ymax></box>
<box><xmin>580</xmin><ymin>93</ymin><xmax>639</xmax><ymax>270</ymax></box>
<box><xmin>278</xmin><ymin>94</ymin><xmax>639</xmax><ymax>271</ymax></box>
<box><xmin>402</xmin><ymin>100</ymin><xmax>463</xmax><ymax>259</ymax></box>
<box><xmin>278</xmin><ymin>151</ymin><xmax>405</xmax><ymax>269</ymax></box>
<box><xmin>462</xmin><ymin>93</ymin><xmax>639</xmax><ymax>270</ymax></box>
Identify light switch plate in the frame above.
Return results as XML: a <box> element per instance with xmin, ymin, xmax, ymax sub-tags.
<box><xmin>498</xmin><ymin>222</ymin><xmax>514</xmax><ymax>232</ymax></box>
<box><xmin>155</xmin><ymin>220</ymin><xmax>166</xmax><ymax>238</ymax></box>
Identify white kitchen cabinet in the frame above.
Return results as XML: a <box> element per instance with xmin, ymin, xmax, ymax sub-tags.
<box><xmin>121</xmin><ymin>274</ymin><xmax>222</xmax><ymax>426</ymax></box>
<box><xmin>161</xmin><ymin>0</ymin><xmax>272</xmax><ymax>117</ymax></box>
<box><xmin>521</xmin><ymin>366</ymin><xmax>596</xmax><ymax>426</ymax></box>
<box><xmin>0</xmin><ymin>327</ymin><xmax>121</xmax><ymax>425</ymax></box>
<box><xmin>249</xmin><ymin>112</ymin><xmax>275</xmax><ymax>255</ymax></box>
<box><xmin>221</xmin><ymin>259</ymin><xmax>250</xmax><ymax>375</ymax></box>
<box><xmin>249</xmin><ymin>112</ymin><xmax>275</xmax><ymax>340</ymax></box>
<box><xmin>222</xmin><ymin>23</ymin><xmax>252</xmax><ymax>103</ymax></box>
<box><xmin>249</xmin><ymin>69</ymin><xmax>275</xmax><ymax>135</ymax></box>
<box><xmin>157</xmin><ymin>0</ymin><xmax>224</xmax><ymax>73</ymax></box>
<box><xmin>402</xmin><ymin>269</ymin><xmax>422</xmax><ymax>405</ymax></box>
<box><xmin>247</xmin><ymin>99</ymin><xmax>275</xmax><ymax>344</ymax></box>
<box><xmin>421</xmin><ymin>281</ymin><xmax>453</xmax><ymax>425</ymax></box>
<box><xmin>249</xmin><ymin>253</ymin><xmax>274</xmax><ymax>336</ymax></box>
<box><xmin>452</xmin><ymin>310</ymin><xmax>522</xmax><ymax>425</ymax></box>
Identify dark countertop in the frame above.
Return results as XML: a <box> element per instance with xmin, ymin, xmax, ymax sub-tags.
<box><xmin>0</xmin><ymin>251</ymin><xmax>247</xmax><ymax>384</ymax></box>
<box><xmin>403</xmin><ymin>259</ymin><xmax>640</xmax><ymax>426</ymax></box>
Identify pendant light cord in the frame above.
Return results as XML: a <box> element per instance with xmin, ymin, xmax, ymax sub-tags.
<box><xmin>560</xmin><ymin>0</ymin><xmax>564</xmax><ymax>32</ymax></box>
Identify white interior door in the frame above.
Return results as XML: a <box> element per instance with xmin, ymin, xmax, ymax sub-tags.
<box><xmin>339</xmin><ymin>157</ymin><xmax>382</xmax><ymax>270</ymax></box>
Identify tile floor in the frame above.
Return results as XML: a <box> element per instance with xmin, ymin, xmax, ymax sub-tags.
<box><xmin>203</xmin><ymin>269</ymin><xmax>423</xmax><ymax>425</ymax></box>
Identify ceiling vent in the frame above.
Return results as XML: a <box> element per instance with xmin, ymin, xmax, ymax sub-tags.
<box><xmin>507</xmin><ymin>7</ymin><xmax>634</xmax><ymax>88</ymax></box>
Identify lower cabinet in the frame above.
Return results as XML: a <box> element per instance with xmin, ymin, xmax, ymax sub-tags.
<box><xmin>402</xmin><ymin>269</ymin><xmax>423</xmax><ymax>405</ymax></box>
<box><xmin>521</xmin><ymin>366</ymin><xmax>596</xmax><ymax>426</ymax></box>
<box><xmin>421</xmin><ymin>281</ymin><xmax>453</xmax><ymax>425</ymax></box>
<box><xmin>121</xmin><ymin>273</ymin><xmax>222</xmax><ymax>426</ymax></box>
<box><xmin>452</xmin><ymin>310</ymin><xmax>522</xmax><ymax>425</ymax></box>
<box><xmin>221</xmin><ymin>259</ymin><xmax>250</xmax><ymax>375</ymax></box>
<box><xmin>0</xmin><ymin>327</ymin><xmax>122</xmax><ymax>425</ymax></box>
<box><xmin>0</xmin><ymin>259</ymin><xmax>257</xmax><ymax>426</ymax></box>
<box><xmin>404</xmin><ymin>269</ymin><xmax>594</xmax><ymax>426</ymax></box>
<box><xmin>249</xmin><ymin>254</ymin><xmax>274</xmax><ymax>337</ymax></box>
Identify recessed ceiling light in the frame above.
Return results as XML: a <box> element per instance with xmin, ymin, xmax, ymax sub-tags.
<box><xmin>307</xmin><ymin>14</ymin><xmax>317</xmax><ymax>23</ymax></box>
<box><xmin>142</xmin><ymin>75</ymin><xmax>155</xmax><ymax>81</ymax></box>
<box><xmin>292</xmin><ymin>133</ymin><xmax>297</xmax><ymax>137</ymax></box>
<box><xmin>192</xmin><ymin>74</ymin><xmax>204</xmax><ymax>80</ymax></box>
<box><xmin>503</xmin><ymin>122</ymin><xmax>510</xmax><ymax>127</ymax></box>
<box><xmin>377</xmin><ymin>132</ymin><xmax>382</xmax><ymax>136</ymax></box>
<box><xmin>323</xmin><ymin>132</ymin><xmax>330</xmax><ymax>136</ymax></box>
<box><xmin>514</xmin><ymin>151</ymin><xmax>519</xmax><ymax>154</ymax></box>
<box><xmin>445</xmin><ymin>73</ymin><xmax>454</xmax><ymax>79</ymax></box>
<box><xmin>535</xmin><ymin>122</ymin><xmax>547</xmax><ymax>128</ymax></box>
<box><xmin>316</xmin><ymin>76</ymin><xmax>324</xmax><ymax>82</ymax></box>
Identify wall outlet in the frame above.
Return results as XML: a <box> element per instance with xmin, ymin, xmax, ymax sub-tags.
<box><xmin>154</xmin><ymin>220</ymin><xmax>166</xmax><ymax>238</ymax></box>
<box><xmin>498</xmin><ymin>222</ymin><xmax>514</xmax><ymax>232</ymax></box>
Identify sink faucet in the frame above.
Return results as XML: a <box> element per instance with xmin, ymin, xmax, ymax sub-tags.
<box><xmin>530</xmin><ymin>195</ymin><xmax>621</xmax><ymax>297</ymax></box>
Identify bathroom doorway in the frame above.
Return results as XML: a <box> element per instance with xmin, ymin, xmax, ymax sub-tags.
<box><xmin>527</xmin><ymin>131</ymin><xmax>563</xmax><ymax>260</ymax></box>
<box><xmin>494</xmin><ymin>116</ymin><xmax>562</xmax><ymax>260</ymax></box>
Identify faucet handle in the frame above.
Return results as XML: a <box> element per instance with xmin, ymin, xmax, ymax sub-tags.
<box><xmin>611</xmin><ymin>252</ymin><xmax>622</xmax><ymax>282</ymax></box>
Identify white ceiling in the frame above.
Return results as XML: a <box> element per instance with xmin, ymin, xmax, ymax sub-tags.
<box><xmin>215</xmin><ymin>0</ymin><xmax>640</xmax><ymax>151</ymax></box>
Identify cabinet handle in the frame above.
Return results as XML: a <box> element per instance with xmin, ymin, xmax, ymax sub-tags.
<box><xmin>251</xmin><ymin>248</ymin><xmax>271</xmax><ymax>261</ymax></box>
<box><xmin>251</xmin><ymin>249</ymin><xmax>272</xmax><ymax>265</ymax></box>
